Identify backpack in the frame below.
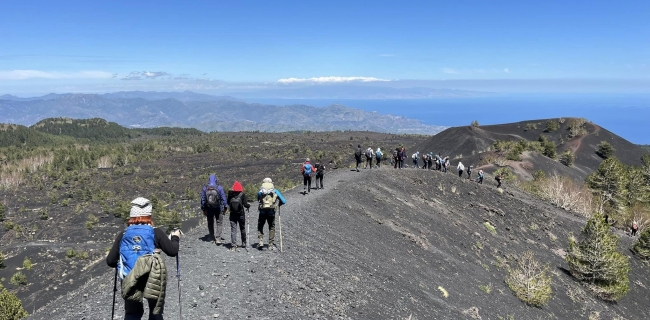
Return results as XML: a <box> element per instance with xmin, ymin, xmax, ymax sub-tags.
<box><xmin>376</xmin><ymin>150</ymin><xmax>382</xmax><ymax>158</ymax></box>
<box><xmin>467</xmin><ymin>166</ymin><xmax>473</xmax><ymax>174</ymax></box>
<box><xmin>412</xmin><ymin>153</ymin><xmax>417</xmax><ymax>160</ymax></box>
<box><xmin>229</xmin><ymin>192</ymin><xmax>244</xmax><ymax>214</ymax></box>
<box><xmin>205</xmin><ymin>186</ymin><xmax>222</xmax><ymax>209</ymax></box>
<box><xmin>355</xmin><ymin>148</ymin><xmax>362</xmax><ymax>158</ymax></box>
<box><xmin>303</xmin><ymin>163</ymin><xmax>313</xmax><ymax>176</ymax></box>
<box><xmin>315</xmin><ymin>163</ymin><xmax>325</xmax><ymax>175</ymax></box>
<box><xmin>259</xmin><ymin>182</ymin><xmax>278</xmax><ymax>210</ymax></box>
<box><xmin>118</xmin><ymin>225</ymin><xmax>155</xmax><ymax>279</ymax></box>
<box><xmin>366</xmin><ymin>149</ymin><xmax>373</xmax><ymax>158</ymax></box>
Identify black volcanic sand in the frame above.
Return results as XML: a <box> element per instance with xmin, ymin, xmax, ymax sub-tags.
<box><xmin>30</xmin><ymin>168</ymin><xmax>650</xmax><ymax>319</ymax></box>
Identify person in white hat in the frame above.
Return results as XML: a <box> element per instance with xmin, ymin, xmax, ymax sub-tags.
<box><xmin>106</xmin><ymin>197</ymin><xmax>181</xmax><ymax>319</ymax></box>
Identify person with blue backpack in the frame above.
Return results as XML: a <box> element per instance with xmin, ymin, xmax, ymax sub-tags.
<box><xmin>201</xmin><ymin>174</ymin><xmax>228</xmax><ymax>245</ymax></box>
<box><xmin>257</xmin><ymin>178</ymin><xmax>287</xmax><ymax>250</ymax></box>
<box><xmin>375</xmin><ymin>147</ymin><xmax>383</xmax><ymax>168</ymax></box>
<box><xmin>106</xmin><ymin>197</ymin><xmax>181</xmax><ymax>320</ymax></box>
<box><xmin>302</xmin><ymin>158</ymin><xmax>314</xmax><ymax>194</ymax></box>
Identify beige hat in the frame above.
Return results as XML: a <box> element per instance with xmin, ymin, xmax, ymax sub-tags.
<box><xmin>263</xmin><ymin>177</ymin><xmax>272</xmax><ymax>183</ymax></box>
<box><xmin>130</xmin><ymin>197</ymin><xmax>152</xmax><ymax>218</ymax></box>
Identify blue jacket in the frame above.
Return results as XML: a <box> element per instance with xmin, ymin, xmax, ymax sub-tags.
<box><xmin>257</xmin><ymin>189</ymin><xmax>287</xmax><ymax>214</ymax></box>
<box><xmin>201</xmin><ymin>174</ymin><xmax>228</xmax><ymax>211</ymax></box>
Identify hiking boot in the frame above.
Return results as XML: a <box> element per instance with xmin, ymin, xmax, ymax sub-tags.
<box><xmin>258</xmin><ymin>239</ymin><xmax>264</xmax><ymax>248</ymax></box>
<box><xmin>230</xmin><ymin>245</ymin><xmax>237</xmax><ymax>252</ymax></box>
<box><xmin>269</xmin><ymin>243</ymin><xmax>275</xmax><ymax>251</ymax></box>
<box><xmin>215</xmin><ymin>238</ymin><xmax>222</xmax><ymax>245</ymax></box>
<box><xmin>242</xmin><ymin>241</ymin><xmax>247</xmax><ymax>248</ymax></box>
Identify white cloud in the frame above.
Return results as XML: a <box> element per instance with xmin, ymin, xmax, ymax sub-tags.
<box><xmin>503</xmin><ymin>68</ymin><xmax>510</xmax><ymax>73</ymax></box>
<box><xmin>277</xmin><ymin>76</ymin><xmax>390</xmax><ymax>84</ymax></box>
<box><xmin>442</xmin><ymin>68</ymin><xmax>458</xmax><ymax>74</ymax></box>
<box><xmin>0</xmin><ymin>70</ymin><xmax>113</xmax><ymax>80</ymax></box>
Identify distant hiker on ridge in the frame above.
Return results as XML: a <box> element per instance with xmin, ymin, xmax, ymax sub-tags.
<box><xmin>477</xmin><ymin>170</ymin><xmax>484</xmax><ymax>184</ymax></box>
<box><xmin>227</xmin><ymin>181</ymin><xmax>250</xmax><ymax>251</ymax></box>
<box><xmin>257</xmin><ymin>178</ymin><xmax>287</xmax><ymax>250</ymax></box>
<box><xmin>375</xmin><ymin>147</ymin><xmax>383</xmax><ymax>168</ymax></box>
<box><xmin>106</xmin><ymin>197</ymin><xmax>181</xmax><ymax>320</ymax></box>
<box><xmin>457</xmin><ymin>161</ymin><xmax>465</xmax><ymax>178</ymax></box>
<box><xmin>355</xmin><ymin>144</ymin><xmax>363</xmax><ymax>172</ymax></box>
<box><xmin>302</xmin><ymin>158</ymin><xmax>314</xmax><ymax>194</ymax></box>
<box><xmin>495</xmin><ymin>173</ymin><xmax>503</xmax><ymax>188</ymax></box>
<box><xmin>412</xmin><ymin>151</ymin><xmax>420</xmax><ymax>169</ymax></box>
<box><xmin>314</xmin><ymin>160</ymin><xmax>325</xmax><ymax>189</ymax></box>
<box><xmin>467</xmin><ymin>165</ymin><xmax>473</xmax><ymax>180</ymax></box>
<box><xmin>400</xmin><ymin>147</ymin><xmax>407</xmax><ymax>169</ymax></box>
<box><xmin>365</xmin><ymin>146</ymin><xmax>374</xmax><ymax>169</ymax></box>
<box><xmin>201</xmin><ymin>174</ymin><xmax>228</xmax><ymax>245</ymax></box>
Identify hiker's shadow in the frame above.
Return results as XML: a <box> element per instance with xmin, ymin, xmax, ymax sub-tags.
<box><xmin>199</xmin><ymin>234</ymin><xmax>213</xmax><ymax>242</ymax></box>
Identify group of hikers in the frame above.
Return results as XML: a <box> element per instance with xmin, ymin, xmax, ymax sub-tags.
<box><xmin>105</xmin><ymin>145</ymin><xmax>506</xmax><ymax>319</ymax></box>
<box><xmin>353</xmin><ymin>145</ymin><xmax>505</xmax><ymax>187</ymax></box>
<box><xmin>106</xmin><ymin>174</ymin><xmax>287</xmax><ymax>319</ymax></box>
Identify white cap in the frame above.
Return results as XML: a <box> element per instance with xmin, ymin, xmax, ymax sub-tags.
<box><xmin>130</xmin><ymin>197</ymin><xmax>152</xmax><ymax>218</ymax></box>
<box><xmin>263</xmin><ymin>177</ymin><xmax>272</xmax><ymax>183</ymax></box>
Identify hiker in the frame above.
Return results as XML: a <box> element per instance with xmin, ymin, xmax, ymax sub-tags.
<box><xmin>365</xmin><ymin>146</ymin><xmax>374</xmax><ymax>169</ymax></box>
<box><xmin>457</xmin><ymin>161</ymin><xmax>465</xmax><ymax>178</ymax></box>
<box><xmin>375</xmin><ymin>147</ymin><xmax>383</xmax><ymax>168</ymax></box>
<box><xmin>421</xmin><ymin>153</ymin><xmax>428</xmax><ymax>169</ymax></box>
<box><xmin>632</xmin><ymin>221</ymin><xmax>639</xmax><ymax>236</ymax></box>
<box><xmin>227</xmin><ymin>181</ymin><xmax>250</xmax><ymax>251</ymax></box>
<box><xmin>201</xmin><ymin>174</ymin><xmax>228</xmax><ymax>244</ymax></box>
<box><xmin>435</xmin><ymin>154</ymin><xmax>443</xmax><ymax>171</ymax></box>
<box><xmin>400</xmin><ymin>147</ymin><xmax>407</xmax><ymax>169</ymax></box>
<box><xmin>428</xmin><ymin>153</ymin><xmax>434</xmax><ymax>170</ymax></box>
<box><xmin>314</xmin><ymin>161</ymin><xmax>325</xmax><ymax>189</ymax></box>
<box><xmin>467</xmin><ymin>165</ymin><xmax>473</xmax><ymax>180</ymax></box>
<box><xmin>496</xmin><ymin>173</ymin><xmax>503</xmax><ymax>188</ymax></box>
<box><xmin>444</xmin><ymin>157</ymin><xmax>450</xmax><ymax>172</ymax></box>
<box><xmin>412</xmin><ymin>151</ymin><xmax>420</xmax><ymax>169</ymax></box>
<box><xmin>477</xmin><ymin>170</ymin><xmax>484</xmax><ymax>184</ymax></box>
<box><xmin>354</xmin><ymin>144</ymin><xmax>362</xmax><ymax>172</ymax></box>
<box><xmin>257</xmin><ymin>178</ymin><xmax>287</xmax><ymax>250</ymax></box>
<box><xmin>106</xmin><ymin>197</ymin><xmax>181</xmax><ymax>320</ymax></box>
<box><xmin>302</xmin><ymin>158</ymin><xmax>314</xmax><ymax>193</ymax></box>
<box><xmin>392</xmin><ymin>149</ymin><xmax>399</xmax><ymax>168</ymax></box>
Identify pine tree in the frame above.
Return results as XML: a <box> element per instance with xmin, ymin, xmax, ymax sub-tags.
<box><xmin>586</xmin><ymin>157</ymin><xmax>628</xmax><ymax>214</ymax></box>
<box><xmin>632</xmin><ymin>227</ymin><xmax>650</xmax><ymax>261</ymax></box>
<box><xmin>566</xmin><ymin>214</ymin><xmax>630</xmax><ymax>301</ymax></box>
<box><xmin>596</xmin><ymin>141</ymin><xmax>616</xmax><ymax>159</ymax></box>
<box><xmin>0</xmin><ymin>288</ymin><xmax>29</xmax><ymax>319</ymax></box>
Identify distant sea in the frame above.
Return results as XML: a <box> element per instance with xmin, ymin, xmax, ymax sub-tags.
<box><xmin>245</xmin><ymin>94</ymin><xmax>650</xmax><ymax>144</ymax></box>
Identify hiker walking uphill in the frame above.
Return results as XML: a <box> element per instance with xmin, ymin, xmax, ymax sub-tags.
<box><xmin>412</xmin><ymin>151</ymin><xmax>420</xmax><ymax>168</ymax></box>
<box><xmin>302</xmin><ymin>158</ymin><xmax>314</xmax><ymax>194</ymax></box>
<box><xmin>457</xmin><ymin>161</ymin><xmax>465</xmax><ymax>178</ymax></box>
<box><xmin>106</xmin><ymin>197</ymin><xmax>181</xmax><ymax>320</ymax></box>
<box><xmin>375</xmin><ymin>148</ymin><xmax>383</xmax><ymax>168</ymax></box>
<box><xmin>314</xmin><ymin>161</ymin><xmax>325</xmax><ymax>189</ymax></box>
<box><xmin>477</xmin><ymin>170</ymin><xmax>484</xmax><ymax>184</ymax></box>
<box><xmin>201</xmin><ymin>174</ymin><xmax>228</xmax><ymax>245</ymax></box>
<box><xmin>495</xmin><ymin>173</ymin><xmax>503</xmax><ymax>188</ymax></box>
<box><xmin>227</xmin><ymin>181</ymin><xmax>250</xmax><ymax>251</ymax></box>
<box><xmin>467</xmin><ymin>165</ymin><xmax>473</xmax><ymax>180</ymax></box>
<box><xmin>257</xmin><ymin>178</ymin><xmax>287</xmax><ymax>250</ymax></box>
<box><xmin>354</xmin><ymin>144</ymin><xmax>363</xmax><ymax>172</ymax></box>
<box><xmin>365</xmin><ymin>146</ymin><xmax>374</xmax><ymax>169</ymax></box>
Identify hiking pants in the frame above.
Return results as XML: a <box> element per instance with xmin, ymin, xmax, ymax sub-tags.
<box><xmin>303</xmin><ymin>174</ymin><xmax>312</xmax><ymax>192</ymax></box>
<box><xmin>376</xmin><ymin>157</ymin><xmax>381</xmax><ymax>168</ymax></box>
<box><xmin>458</xmin><ymin>170</ymin><xmax>463</xmax><ymax>178</ymax></box>
<box><xmin>413</xmin><ymin>158</ymin><xmax>418</xmax><ymax>168</ymax></box>
<box><xmin>205</xmin><ymin>208</ymin><xmax>224</xmax><ymax>240</ymax></box>
<box><xmin>467</xmin><ymin>172</ymin><xmax>472</xmax><ymax>179</ymax></box>
<box><xmin>355</xmin><ymin>157</ymin><xmax>362</xmax><ymax>170</ymax></box>
<box><xmin>124</xmin><ymin>297</ymin><xmax>164</xmax><ymax>320</ymax></box>
<box><xmin>230</xmin><ymin>211</ymin><xmax>246</xmax><ymax>246</ymax></box>
<box><xmin>497</xmin><ymin>180</ymin><xmax>502</xmax><ymax>188</ymax></box>
<box><xmin>315</xmin><ymin>174</ymin><xmax>324</xmax><ymax>189</ymax></box>
<box><xmin>478</xmin><ymin>177</ymin><xmax>483</xmax><ymax>184</ymax></box>
<box><xmin>365</xmin><ymin>157</ymin><xmax>372</xmax><ymax>169</ymax></box>
<box><xmin>257</xmin><ymin>213</ymin><xmax>276</xmax><ymax>244</ymax></box>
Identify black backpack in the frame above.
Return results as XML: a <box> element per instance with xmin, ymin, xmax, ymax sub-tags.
<box><xmin>316</xmin><ymin>163</ymin><xmax>325</xmax><ymax>175</ymax></box>
<box><xmin>205</xmin><ymin>186</ymin><xmax>221</xmax><ymax>209</ymax></box>
<box><xmin>355</xmin><ymin>148</ymin><xmax>362</xmax><ymax>158</ymax></box>
<box><xmin>229</xmin><ymin>193</ymin><xmax>244</xmax><ymax>214</ymax></box>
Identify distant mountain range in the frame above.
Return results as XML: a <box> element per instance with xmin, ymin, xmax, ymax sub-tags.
<box><xmin>0</xmin><ymin>91</ymin><xmax>445</xmax><ymax>134</ymax></box>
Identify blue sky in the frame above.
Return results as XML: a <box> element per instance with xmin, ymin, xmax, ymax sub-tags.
<box><xmin>0</xmin><ymin>0</ymin><xmax>649</xmax><ymax>94</ymax></box>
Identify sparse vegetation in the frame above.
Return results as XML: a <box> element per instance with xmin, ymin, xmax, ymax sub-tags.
<box><xmin>524</xmin><ymin>122</ymin><xmax>538</xmax><ymax>131</ymax></box>
<box><xmin>567</xmin><ymin>118</ymin><xmax>588</xmax><ymax>138</ymax></box>
<box><xmin>484</xmin><ymin>222</ymin><xmax>497</xmax><ymax>234</ymax></box>
<box><xmin>494</xmin><ymin>167</ymin><xmax>516</xmax><ymax>182</ymax></box>
<box><xmin>545</xmin><ymin>120</ymin><xmax>560</xmax><ymax>132</ymax></box>
<box><xmin>505</xmin><ymin>251</ymin><xmax>552</xmax><ymax>307</ymax></box>
<box><xmin>479</xmin><ymin>283</ymin><xmax>492</xmax><ymax>294</ymax></box>
<box><xmin>85</xmin><ymin>213</ymin><xmax>99</xmax><ymax>230</ymax></box>
<box><xmin>0</xmin><ymin>288</ymin><xmax>29</xmax><ymax>319</ymax></box>
<box><xmin>10</xmin><ymin>272</ymin><xmax>27</xmax><ymax>286</ymax></box>
<box><xmin>632</xmin><ymin>227</ymin><xmax>650</xmax><ymax>261</ymax></box>
<box><xmin>66</xmin><ymin>248</ymin><xmax>77</xmax><ymax>258</ymax></box>
<box><xmin>22</xmin><ymin>257</ymin><xmax>32</xmax><ymax>270</ymax></box>
<box><xmin>566</xmin><ymin>214</ymin><xmax>630</xmax><ymax>301</ymax></box>
<box><xmin>596</xmin><ymin>141</ymin><xmax>616</xmax><ymax>159</ymax></box>
<box><xmin>0</xmin><ymin>251</ymin><xmax>4</xmax><ymax>268</ymax></box>
<box><xmin>0</xmin><ymin>202</ymin><xmax>5</xmax><ymax>221</ymax></box>
<box><xmin>559</xmin><ymin>150</ymin><xmax>575</xmax><ymax>166</ymax></box>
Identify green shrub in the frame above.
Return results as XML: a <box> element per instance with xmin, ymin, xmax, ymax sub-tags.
<box><xmin>545</xmin><ymin>120</ymin><xmax>560</xmax><ymax>132</ymax></box>
<box><xmin>61</xmin><ymin>198</ymin><xmax>70</xmax><ymax>207</ymax></box>
<box><xmin>471</xmin><ymin>120</ymin><xmax>480</xmax><ymax>127</ymax></box>
<box><xmin>632</xmin><ymin>227</ymin><xmax>650</xmax><ymax>261</ymax></box>
<box><xmin>596</xmin><ymin>141</ymin><xmax>616</xmax><ymax>159</ymax></box>
<box><xmin>559</xmin><ymin>150</ymin><xmax>575</xmax><ymax>167</ymax></box>
<box><xmin>494</xmin><ymin>167</ymin><xmax>516</xmax><ymax>182</ymax></box>
<box><xmin>77</xmin><ymin>251</ymin><xmax>89</xmax><ymax>260</ymax></box>
<box><xmin>22</xmin><ymin>257</ymin><xmax>32</xmax><ymax>271</ymax></box>
<box><xmin>65</xmin><ymin>248</ymin><xmax>77</xmax><ymax>258</ymax></box>
<box><xmin>0</xmin><ymin>202</ymin><xmax>5</xmax><ymax>221</ymax></box>
<box><xmin>39</xmin><ymin>208</ymin><xmax>48</xmax><ymax>220</ymax></box>
<box><xmin>0</xmin><ymin>288</ymin><xmax>29</xmax><ymax>319</ymax></box>
<box><xmin>506</xmin><ymin>251</ymin><xmax>552</xmax><ymax>307</ymax></box>
<box><xmin>9</xmin><ymin>272</ymin><xmax>27</xmax><ymax>286</ymax></box>
<box><xmin>0</xmin><ymin>252</ymin><xmax>4</xmax><ymax>268</ymax></box>
<box><xmin>4</xmin><ymin>221</ymin><xmax>15</xmax><ymax>231</ymax></box>
<box><xmin>566</xmin><ymin>214</ymin><xmax>630</xmax><ymax>301</ymax></box>
<box><xmin>85</xmin><ymin>213</ymin><xmax>99</xmax><ymax>230</ymax></box>
<box><xmin>533</xmin><ymin>170</ymin><xmax>546</xmax><ymax>181</ymax></box>
<box><xmin>567</xmin><ymin>118</ymin><xmax>588</xmax><ymax>138</ymax></box>
<box><xmin>484</xmin><ymin>222</ymin><xmax>497</xmax><ymax>234</ymax></box>
<box><xmin>525</xmin><ymin>122</ymin><xmax>538</xmax><ymax>131</ymax></box>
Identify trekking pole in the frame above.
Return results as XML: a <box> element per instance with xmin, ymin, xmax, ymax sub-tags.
<box><xmin>171</xmin><ymin>228</ymin><xmax>183</xmax><ymax>320</ymax></box>
<box><xmin>111</xmin><ymin>268</ymin><xmax>117</xmax><ymax>320</ymax></box>
<box><xmin>245</xmin><ymin>208</ymin><xmax>250</xmax><ymax>252</ymax></box>
<box><xmin>278</xmin><ymin>205</ymin><xmax>283</xmax><ymax>253</ymax></box>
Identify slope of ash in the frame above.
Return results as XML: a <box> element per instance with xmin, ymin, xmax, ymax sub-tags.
<box><xmin>31</xmin><ymin>168</ymin><xmax>650</xmax><ymax>320</ymax></box>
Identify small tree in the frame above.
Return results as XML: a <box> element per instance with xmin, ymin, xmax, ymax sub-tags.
<box><xmin>0</xmin><ymin>288</ymin><xmax>29</xmax><ymax>319</ymax></box>
<box><xmin>632</xmin><ymin>227</ymin><xmax>650</xmax><ymax>261</ymax></box>
<box><xmin>22</xmin><ymin>257</ymin><xmax>32</xmax><ymax>271</ymax></box>
<box><xmin>545</xmin><ymin>120</ymin><xmax>560</xmax><ymax>132</ymax></box>
<box><xmin>10</xmin><ymin>272</ymin><xmax>27</xmax><ymax>286</ymax></box>
<box><xmin>559</xmin><ymin>150</ymin><xmax>575</xmax><ymax>167</ymax></box>
<box><xmin>506</xmin><ymin>251</ymin><xmax>552</xmax><ymax>307</ymax></box>
<box><xmin>85</xmin><ymin>213</ymin><xmax>99</xmax><ymax>230</ymax></box>
<box><xmin>565</xmin><ymin>214</ymin><xmax>630</xmax><ymax>301</ymax></box>
<box><xmin>596</xmin><ymin>141</ymin><xmax>616</xmax><ymax>159</ymax></box>
<box><xmin>471</xmin><ymin>120</ymin><xmax>480</xmax><ymax>127</ymax></box>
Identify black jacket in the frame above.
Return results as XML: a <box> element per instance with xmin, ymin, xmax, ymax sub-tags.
<box><xmin>227</xmin><ymin>190</ymin><xmax>250</xmax><ymax>214</ymax></box>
